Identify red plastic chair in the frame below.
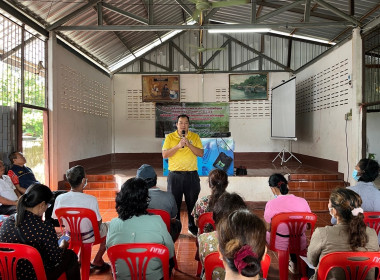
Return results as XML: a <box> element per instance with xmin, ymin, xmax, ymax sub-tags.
<box><xmin>0</xmin><ymin>242</ymin><xmax>66</xmax><ymax>280</ymax></box>
<box><xmin>147</xmin><ymin>209</ymin><xmax>171</xmax><ymax>231</ymax></box>
<box><xmin>363</xmin><ymin>212</ymin><xmax>380</xmax><ymax>235</ymax></box>
<box><xmin>198</xmin><ymin>212</ymin><xmax>216</xmax><ymax>234</ymax></box>
<box><xmin>300</xmin><ymin>251</ymin><xmax>380</xmax><ymax>280</ymax></box>
<box><xmin>204</xmin><ymin>252</ymin><xmax>271</xmax><ymax>280</ymax></box>
<box><xmin>55</xmin><ymin>207</ymin><xmax>105</xmax><ymax>280</ymax></box>
<box><xmin>107</xmin><ymin>243</ymin><xmax>170</xmax><ymax>280</ymax></box>
<box><xmin>204</xmin><ymin>252</ymin><xmax>223</xmax><ymax>280</ymax></box>
<box><xmin>261</xmin><ymin>252</ymin><xmax>271</xmax><ymax>279</ymax></box>
<box><xmin>269</xmin><ymin>212</ymin><xmax>317</xmax><ymax>280</ymax></box>
<box><xmin>196</xmin><ymin>212</ymin><xmax>216</xmax><ymax>276</ymax></box>
<box><xmin>146</xmin><ymin>209</ymin><xmax>179</xmax><ymax>270</ymax></box>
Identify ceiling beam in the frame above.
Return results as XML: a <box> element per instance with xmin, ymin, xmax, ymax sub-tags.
<box><xmin>349</xmin><ymin>0</ymin><xmax>355</xmax><ymax>16</ymax></box>
<box><xmin>329</xmin><ymin>3</ymin><xmax>380</xmax><ymax>42</ymax></box>
<box><xmin>231</xmin><ymin>56</ymin><xmax>260</xmax><ymax>70</ymax></box>
<box><xmin>204</xmin><ymin>8</ymin><xmax>219</xmax><ymax>23</ymax></box>
<box><xmin>148</xmin><ymin>0</ymin><xmax>153</xmax><ymax>25</ymax></box>
<box><xmin>251</xmin><ymin>0</ymin><xmax>257</xmax><ymax>23</ymax></box>
<box><xmin>101</xmin><ymin>2</ymin><xmax>148</xmax><ymax>24</ymax></box>
<box><xmin>0</xmin><ymin>0</ymin><xmax>48</xmax><ymax>37</ymax></box>
<box><xmin>222</xmin><ymin>34</ymin><xmax>291</xmax><ymax>71</ymax></box>
<box><xmin>256</xmin><ymin>0</ymin><xmax>304</xmax><ymax>23</ymax></box>
<box><xmin>91</xmin><ymin>5</ymin><xmax>136</xmax><ymax>60</ymax></box>
<box><xmin>255</xmin><ymin>0</ymin><xmax>341</xmax><ymax>21</ymax></box>
<box><xmin>304</xmin><ymin>0</ymin><xmax>311</xmax><ymax>22</ymax></box>
<box><xmin>315</xmin><ymin>0</ymin><xmax>361</xmax><ymax>26</ymax></box>
<box><xmin>47</xmin><ymin>0</ymin><xmax>102</xmax><ymax>31</ymax></box>
<box><xmin>171</xmin><ymin>42</ymin><xmax>198</xmax><ymax>68</ymax></box>
<box><xmin>97</xmin><ymin>2</ymin><xmax>103</xmax><ymax>25</ymax></box>
<box><xmin>140</xmin><ymin>57</ymin><xmax>170</xmax><ymax>71</ymax></box>
<box><xmin>55</xmin><ymin>21</ymin><xmax>354</xmax><ymax>31</ymax></box>
<box><xmin>173</xmin><ymin>0</ymin><xmax>193</xmax><ymax>17</ymax></box>
<box><xmin>203</xmin><ymin>39</ymin><xmax>231</xmax><ymax>68</ymax></box>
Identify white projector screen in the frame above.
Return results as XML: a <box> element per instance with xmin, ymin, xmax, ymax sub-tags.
<box><xmin>271</xmin><ymin>77</ymin><xmax>296</xmax><ymax>140</ymax></box>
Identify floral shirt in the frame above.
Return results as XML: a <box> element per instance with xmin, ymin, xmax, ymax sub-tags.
<box><xmin>191</xmin><ymin>195</ymin><xmax>211</xmax><ymax>224</ymax></box>
<box><xmin>198</xmin><ymin>231</ymin><xmax>225</xmax><ymax>280</ymax></box>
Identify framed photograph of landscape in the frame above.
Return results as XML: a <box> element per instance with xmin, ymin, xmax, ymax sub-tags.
<box><xmin>229</xmin><ymin>73</ymin><xmax>268</xmax><ymax>101</ymax></box>
<box><xmin>142</xmin><ymin>75</ymin><xmax>180</xmax><ymax>102</ymax></box>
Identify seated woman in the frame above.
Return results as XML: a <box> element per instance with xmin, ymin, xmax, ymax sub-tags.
<box><xmin>217</xmin><ymin>209</ymin><xmax>267</xmax><ymax>280</ymax></box>
<box><xmin>332</xmin><ymin>158</ymin><xmax>380</xmax><ymax>226</ymax></box>
<box><xmin>198</xmin><ymin>192</ymin><xmax>247</xmax><ymax>280</ymax></box>
<box><xmin>106</xmin><ymin>177</ymin><xmax>175</xmax><ymax>280</ymax></box>
<box><xmin>0</xmin><ymin>183</ymin><xmax>80</xmax><ymax>280</ymax></box>
<box><xmin>263</xmin><ymin>173</ymin><xmax>311</xmax><ymax>272</ymax></box>
<box><xmin>192</xmin><ymin>168</ymin><xmax>228</xmax><ymax>231</ymax></box>
<box><xmin>307</xmin><ymin>188</ymin><xmax>379</xmax><ymax>280</ymax></box>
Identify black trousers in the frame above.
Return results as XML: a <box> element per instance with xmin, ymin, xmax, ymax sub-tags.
<box><xmin>45</xmin><ymin>249</ymin><xmax>80</xmax><ymax>280</ymax></box>
<box><xmin>167</xmin><ymin>171</ymin><xmax>200</xmax><ymax>229</ymax></box>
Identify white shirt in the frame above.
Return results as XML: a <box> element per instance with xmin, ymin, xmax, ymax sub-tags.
<box><xmin>52</xmin><ymin>191</ymin><xmax>102</xmax><ymax>242</ymax></box>
<box><xmin>0</xmin><ymin>175</ymin><xmax>18</xmax><ymax>205</ymax></box>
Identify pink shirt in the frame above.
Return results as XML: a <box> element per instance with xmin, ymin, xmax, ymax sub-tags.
<box><xmin>264</xmin><ymin>194</ymin><xmax>311</xmax><ymax>251</ymax></box>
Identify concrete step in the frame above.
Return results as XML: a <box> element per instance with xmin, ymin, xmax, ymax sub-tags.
<box><xmin>289</xmin><ymin>174</ymin><xmax>341</xmax><ymax>181</ymax></box>
<box><xmin>83</xmin><ymin>188</ymin><xmax>118</xmax><ymax>199</ymax></box>
<box><xmin>289</xmin><ymin>180</ymin><xmax>345</xmax><ymax>191</ymax></box>
<box><xmin>59</xmin><ymin>181</ymin><xmax>118</xmax><ymax>190</ymax></box>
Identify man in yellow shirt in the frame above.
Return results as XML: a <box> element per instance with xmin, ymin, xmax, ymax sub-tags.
<box><xmin>162</xmin><ymin>114</ymin><xmax>204</xmax><ymax>237</ymax></box>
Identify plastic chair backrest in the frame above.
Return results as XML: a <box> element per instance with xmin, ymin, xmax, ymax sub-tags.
<box><xmin>261</xmin><ymin>253</ymin><xmax>271</xmax><ymax>279</ymax></box>
<box><xmin>204</xmin><ymin>252</ymin><xmax>223</xmax><ymax>280</ymax></box>
<box><xmin>204</xmin><ymin>252</ymin><xmax>271</xmax><ymax>280</ymax></box>
<box><xmin>269</xmin><ymin>212</ymin><xmax>317</xmax><ymax>254</ymax></box>
<box><xmin>107</xmin><ymin>243</ymin><xmax>170</xmax><ymax>280</ymax></box>
<box><xmin>363</xmin><ymin>212</ymin><xmax>380</xmax><ymax>235</ymax></box>
<box><xmin>317</xmin><ymin>251</ymin><xmax>380</xmax><ymax>280</ymax></box>
<box><xmin>54</xmin><ymin>207</ymin><xmax>102</xmax><ymax>253</ymax></box>
<box><xmin>146</xmin><ymin>209</ymin><xmax>171</xmax><ymax>231</ymax></box>
<box><xmin>0</xmin><ymin>242</ymin><xmax>47</xmax><ymax>280</ymax></box>
<box><xmin>198</xmin><ymin>212</ymin><xmax>215</xmax><ymax>234</ymax></box>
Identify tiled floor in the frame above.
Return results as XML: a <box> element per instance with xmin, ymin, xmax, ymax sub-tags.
<box><xmin>88</xmin><ymin>207</ymin><xmax>332</xmax><ymax>280</ymax></box>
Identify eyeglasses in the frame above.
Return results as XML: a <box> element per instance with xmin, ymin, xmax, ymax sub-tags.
<box><xmin>328</xmin><ymin>207</ymin><xmax>333</xmax><ymax>212</ymax></box>
<box><xmin>47</xmin><ymin>203</ymin><xmax>52</xmax><ymax>208</ymax></box>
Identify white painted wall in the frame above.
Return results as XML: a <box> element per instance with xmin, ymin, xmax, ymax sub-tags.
<box><xmin>115</xmin><ymin>174</ymin><xmax>273</xmax><ymax>201</ymax></box>
<box><xmin>48</xmin><ymin>37</ymin><xmax>112</xmax><ymax>187</ymax></box>
<box><xmin>293</xmin><ymin>37</ymin><xmax>362</xmax><ymax>183</ymax></box>
<box><xmin>367</xmin><ymin>112</ymin><xmax>380</xmax><ymax>160</ymax></box>
<box><xmin>113</xmin><ymin>72</ymin><xmax>290</xmax><ymax>153</ymax></box>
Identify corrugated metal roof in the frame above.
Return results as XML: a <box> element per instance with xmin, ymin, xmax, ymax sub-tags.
<box><xmin>2</xmin><ymin>0</ymin><xmax>380</xmax><ymax>72</ymax></box>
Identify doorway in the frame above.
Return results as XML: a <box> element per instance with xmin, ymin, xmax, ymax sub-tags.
<box><xmin>17</xmin><ymin>103</ymin><xmax>49</xmax><ymax>184</ymax></box>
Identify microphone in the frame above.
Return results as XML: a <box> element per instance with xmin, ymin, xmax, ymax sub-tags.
<box><xmin>182</xmin><ymin>130</ymin><xmax>185</xmax><ymax>148</ymax></box>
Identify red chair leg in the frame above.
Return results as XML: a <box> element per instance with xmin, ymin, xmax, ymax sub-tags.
<box><xmin>58</xmin><ymin>273</ymin><xmax>67</xmax><ymax>280</ymax></box>
<box><xmin>196</xmin><ymin>260</ymin><xmax>202</xmax><ymax>277</ymax></box>
<box><xmin>173</xmin><ymin>254</ymin><xmax>179</xmax><ymax>270</ymax></box>
<box><xmin>80</xmin><ymin>243</ymin><xmax>93</xmax><ymax>280</ymax></box>
<box><xmin>277</xmin><ymin>250</ymin><xmax>289</xmax><ymax>280</ymax></box>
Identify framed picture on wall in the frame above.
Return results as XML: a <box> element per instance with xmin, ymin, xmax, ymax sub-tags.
<box><xmin>229</xmin><ymin>73</ymin><xmax>268</xmax><ymax>101</ymax></box>
<box><xmin>142</xmin><ymin>75</ymin><xmax>180</xmax><ymax>102</ymax></box>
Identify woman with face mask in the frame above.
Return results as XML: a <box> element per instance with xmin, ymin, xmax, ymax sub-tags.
<box><xmin>348</xmin><ymin>158</ymin><xmax>380</xmax><ymax>212</ymax></box>
<box><xmin>332</xmin><ymin>159</ymin><xmax>380</xmax><ymax>225</ymax></box>
<box><xmin>307</xmin><ymin>188</ymin><xmax>379</xmax><ymax>280</ymax></box>
<box><xmin>263</xmin><ymin>173</ymin><xmax>311</xmax><ymax>273</ymax></box>
<box><xmin>347</xmin><ymin>158</ymin><xmax>380</xmax><ymax>243</ymax></box>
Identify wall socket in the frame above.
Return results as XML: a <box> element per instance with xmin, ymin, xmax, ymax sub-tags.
<box><xmin>344</xmin><ymin>109</ymin><xmax>352</xmax><ymax>120</ymax></box>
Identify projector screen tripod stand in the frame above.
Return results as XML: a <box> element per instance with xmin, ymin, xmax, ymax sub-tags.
<box><xmin>272</xmin><ymin>140</ymin><xmax>302</xmax><ymax>166</ymax></box>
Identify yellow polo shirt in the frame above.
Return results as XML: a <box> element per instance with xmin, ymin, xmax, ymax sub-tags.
<box><xmin>162</xmin><ymin>130</ymin><xmax>203</xmax><ymax>171</ymax></box>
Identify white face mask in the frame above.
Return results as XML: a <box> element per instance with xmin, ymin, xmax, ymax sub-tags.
<box><xmin>328</xmin><ymin>207</ymin><xmax>334</xmax><ymax>218</ymax></box>
<box><xmin>83</xmin><ymin>178</ymin><xmax>88</xmax><ymax>189</ymax></box>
